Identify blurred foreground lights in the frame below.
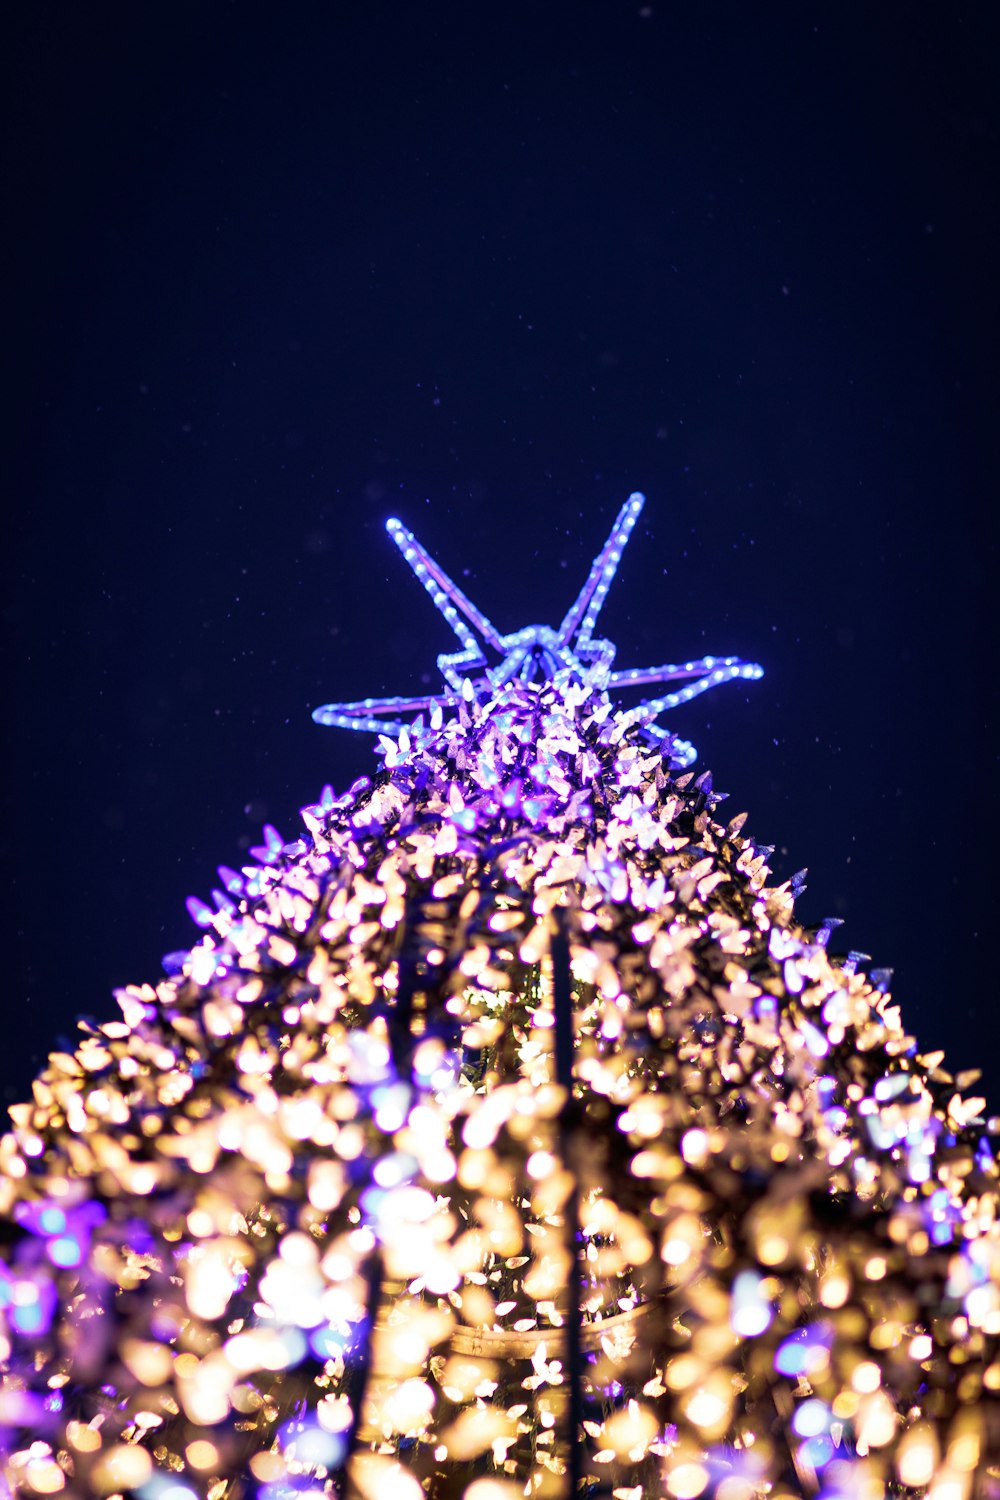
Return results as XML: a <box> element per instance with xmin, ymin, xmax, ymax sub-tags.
<box><xmin>278</xmin><ymin>1415</ymin><xmax>347</xmax><ymax>1470</ymax></box>
<box><xmin>730</xmin><ymin>1269</ymin><xmax>773</xmax><ymax>1337</ymax></box>
<box><xmin>21</xmin><ymin>1458</ymin><xmax>64</xmax><ymax>1496</ymax></box>
<box><xmin>667</xmin><ymin>1461</ymin><xmax>710</xmax><ymax>1498</ymax></box>
<box><xmin>527</xmin><ymin>1150</ymin><xmax>556</xmax><ymax>1180</ymax></box>
<box><xmin>382</xmin><ymin>1377</ymin><xmax>436</xmax><ymax>1436</ymax></box>
<box><xmin>680</xmin><ymin>1128</ymin><xmax>710</xmax><ymax>1167</ymax></box>
<box><xmin>184</xmin><ymin>1440</ymin><xmax>219</xmax><ymax>1470</ymax></box>
<box><xmin>92</xmin><ymin>1445</ymin><xmax>153</xmax><ymax>1493</ymax></box>
<box><xmin>897</xmin><ymin>1423</ymin><xmax>940</xmax><ymax>1488</ymax></box>
<box><xmin>350</xmin><ymin>1454</ymin><xmax>424</xmax><ymax>1500</ymax></box>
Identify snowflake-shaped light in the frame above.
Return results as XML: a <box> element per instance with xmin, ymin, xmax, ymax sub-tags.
<box><xmin>312</xmin><ymin>492</ymin><xmax>763</xmax><ymax>765</ymax></box>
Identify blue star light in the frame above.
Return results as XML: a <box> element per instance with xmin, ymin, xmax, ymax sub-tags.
<box><xmin>312</xmin><ymin>493</ymin><xmax>763</xmax><ymax>766</ymax></box>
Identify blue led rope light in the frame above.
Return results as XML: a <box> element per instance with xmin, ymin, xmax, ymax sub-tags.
<box><xmin>312</xmin><ymin>495</ymin><xmax>763</xmax><ymax>760</ymax></box>
<box><xmin>558</xmin><ymin>491</ymin><xmax>645</xmax><ymax>668</ymax></box>
<box><xmin>311</xmin><ymin>694</ymin><xmax>453</xmax><ymax>736</ymax></box>
<box><xmin>385</xmin><ymin>518</ymin><xmax>505</xmax><ymax>653</ymax></box>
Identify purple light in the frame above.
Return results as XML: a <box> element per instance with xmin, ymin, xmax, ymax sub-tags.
<box><xmin>775</xmin><ymin>1324</ymin><xmax>832</xmax><ymax>1378</ymax></box>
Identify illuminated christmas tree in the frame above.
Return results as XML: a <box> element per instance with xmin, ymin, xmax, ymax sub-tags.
<box><xmin>2</xmin><ymin>494</ymin><xmax>998</xmax><ymax>1500</ymax></box>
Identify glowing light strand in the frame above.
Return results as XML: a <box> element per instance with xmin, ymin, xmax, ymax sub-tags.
<box><xmin>557</xmin><ymin>489</ymin><xmax>645</xmax><ymax>657</ymax></box>
<box><xmin>311</xmin><ymin>694</ymin><xmax>452</xmax><ymax>736</ymax></box>
<box><xmin>385</xmin><ymin>517</ymin><xmax>505</xmax><ymax>652</ymax></box>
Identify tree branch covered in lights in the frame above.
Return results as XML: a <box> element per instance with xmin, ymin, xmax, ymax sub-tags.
<box><xmin>1</xmin><ymin>497</ymin><xmax>998</xmax><ymax>1500</ymax></box>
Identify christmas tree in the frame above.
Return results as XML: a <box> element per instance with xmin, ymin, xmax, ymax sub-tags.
<box><xmin>1</xmin><ymin>495</ymin><xmax>997</xmax><ymax>1500</ymax></box>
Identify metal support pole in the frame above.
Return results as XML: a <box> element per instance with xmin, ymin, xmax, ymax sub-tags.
<box><xmin>339</xmin><ymin>1249</ymin><xmax>385</xmax><ymax>1499</ymax></box>
<box><xmin>551</xmin><ymin>910</ymin><xmax>584</xmax><ymax>1496</ymax></box>
<box><xmin>342</xmin><ymin>899</ymin><xmax>422</xmax><ymax>1494</ymax></box>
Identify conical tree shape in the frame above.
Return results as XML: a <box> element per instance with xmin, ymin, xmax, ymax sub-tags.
<box><xmin>2</xmin><ymin>505</ymin><xmax>998</xmax><ymax>1500</ymax></box>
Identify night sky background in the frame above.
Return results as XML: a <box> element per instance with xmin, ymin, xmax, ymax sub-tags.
<box><xmin>4</xmin><ymin>6</ymin><xmax>997</xmax><ymax>1114</ymax></box>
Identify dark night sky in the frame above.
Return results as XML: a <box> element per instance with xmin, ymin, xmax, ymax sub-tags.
<box><xmin>4</xmin><ymin>5</ymin><xmax>997</xmax><ymax>1113</ymax></box>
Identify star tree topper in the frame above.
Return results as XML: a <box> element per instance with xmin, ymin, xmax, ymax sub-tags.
<box><xmin>312</xmin><ymin>493</ymin><xmax>763</xmax><ymax>768</ymax></box>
